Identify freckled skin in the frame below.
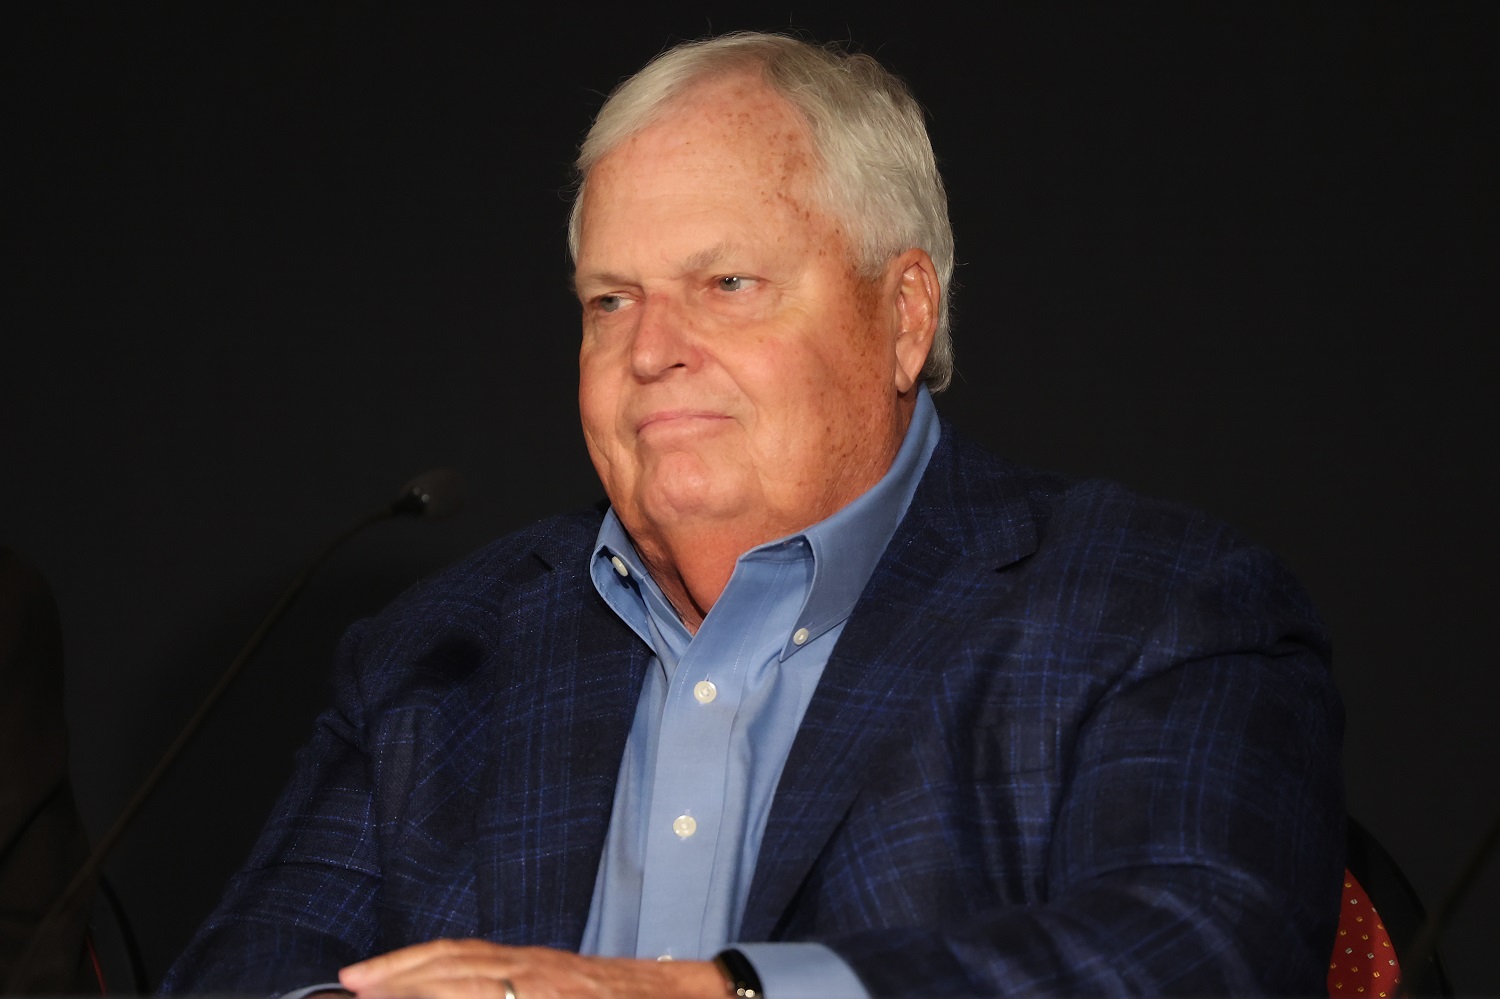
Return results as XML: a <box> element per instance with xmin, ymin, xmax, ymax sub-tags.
<box><xmin>574</xmin><ymin>73</ymin><xmax>939</xmax><ymax>630</ymax></box>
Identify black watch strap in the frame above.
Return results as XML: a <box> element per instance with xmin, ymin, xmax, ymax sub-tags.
<box><xmin>713</xmin><ymin>948</ymin><xmax>764</xmax><ymax>998</ymax></box>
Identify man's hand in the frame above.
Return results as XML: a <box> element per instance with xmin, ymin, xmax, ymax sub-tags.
<box><xmin>338</xmin><ymin>939</ymin><xmax>726</xmax><ymax>999</ymax></box>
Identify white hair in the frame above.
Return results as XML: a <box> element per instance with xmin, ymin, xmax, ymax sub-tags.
<box><xmin>568</xmin><ymin>32</ymin><xmax>956</xmax><ymax>392</ymax></box>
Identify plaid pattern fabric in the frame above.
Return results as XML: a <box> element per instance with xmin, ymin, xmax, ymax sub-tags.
<box><xmin>164</xmin><ymin>426</ymin><xmax>1343</xmax><ymax>996</ymax></box>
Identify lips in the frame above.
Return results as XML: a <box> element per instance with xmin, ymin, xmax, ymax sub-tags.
<box><xmin>635</xmin><ymin>409</ymin><xmax>731</xmax><ymax>434</ymax></box>
<box><xmin>630</xmin><ymin>408</ymin><xmax>735</xmax><ymax>441</ymax></box>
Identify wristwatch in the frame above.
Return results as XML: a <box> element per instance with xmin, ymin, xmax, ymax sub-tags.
<box><xmin>713</xmin><ymin>948</ymin><xmax>764</xmax><ymax>998</ymax></box>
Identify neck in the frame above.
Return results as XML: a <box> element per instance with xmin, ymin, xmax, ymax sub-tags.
<box><xmin>630</xmin><ymin>394</ymin><xmax>918</xmax><ymax>633</ymax></box>
<box><xmin>631</xmin><ymin>525</ymin><xmax>751</xmax><ymax>634</ymax></box>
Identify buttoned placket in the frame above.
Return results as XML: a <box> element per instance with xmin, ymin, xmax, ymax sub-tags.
<box><xmin>634</xmin><ymin>543</ymin><xmax>812</xmax><ymax>960</ymax></box>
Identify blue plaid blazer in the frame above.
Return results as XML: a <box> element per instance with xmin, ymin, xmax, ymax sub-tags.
<box><xmin>166</xmin><ymin>426</ymin><xmax>1344</xmax><ymax>996</ymax></box>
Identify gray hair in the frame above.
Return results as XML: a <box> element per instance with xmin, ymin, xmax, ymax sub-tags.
<box><xmin>568</xmin><ymin>32</ymin><xmax>956</xmax><ymax>392</ymax></box>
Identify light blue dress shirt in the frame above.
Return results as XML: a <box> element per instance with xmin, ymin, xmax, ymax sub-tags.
<box><xmin>579</xmin><ymin>388</ymin><xmax>940</xmax><ymax>998</ymax></box>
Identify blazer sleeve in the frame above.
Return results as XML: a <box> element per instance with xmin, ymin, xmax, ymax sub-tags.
<box><xmin>162</xmin><ymin>618</ymin><xmax>386</xmax><ymax>994</ymax></box>
<box><xmin>819</xmin><ymin>540</ymin><xmax>1344</xmax><ymax>997</ymax></box>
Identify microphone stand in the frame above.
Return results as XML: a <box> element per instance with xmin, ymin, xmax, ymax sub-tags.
<box><xmin>5</xmin><ymin>471</ymin><xmax>463</xmax><ymax>993</ymax></box>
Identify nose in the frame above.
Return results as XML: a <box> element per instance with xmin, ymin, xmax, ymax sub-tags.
<box><xmin>629</xmin><ymin>297</ymin><xmax>695</xmax><ymax>380</ymax></box>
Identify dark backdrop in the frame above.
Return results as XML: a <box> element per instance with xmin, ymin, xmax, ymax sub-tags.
<box><xmin>4</xmin><ymin>3</ymin><xmax>1497</xmax><ymax>992</ymax></box>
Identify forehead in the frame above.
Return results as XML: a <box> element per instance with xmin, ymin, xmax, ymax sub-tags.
<box><xmin>640</xmin><ymin>73</ymin><xmax>816</xmax><ymax>168</ymax></box>
<box><xmin>578</xmin><ymin>75</ymin><xmax>826</xmax><ymax>245</ymax></box>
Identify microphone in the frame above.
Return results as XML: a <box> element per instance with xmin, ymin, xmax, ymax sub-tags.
<box><xmin>390</xmin><ymin>467</ymin><xmax>467</xmax><ymax>520</ymax></box>
<box><xmin>5</xmin><ymin>468</ymin><xmax>467</xmax><ymax>992</ymax></box>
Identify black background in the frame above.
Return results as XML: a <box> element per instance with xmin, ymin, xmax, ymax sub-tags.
<box><xmin>4</xmin><ymin>2</ymin><xmax>1497</xmax><ymax>992</ymax></box>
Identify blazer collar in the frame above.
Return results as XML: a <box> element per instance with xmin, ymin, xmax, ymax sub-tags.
<box><xmin>740</xmin><ymin>423</ymin><xmax>1044</xmax><ymax>938</ymax></box>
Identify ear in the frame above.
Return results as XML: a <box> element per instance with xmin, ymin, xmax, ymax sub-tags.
<box><xmin>889</xmin><ymin>248</ymin><xmax>940</xmax><ymax>394</ymax></box>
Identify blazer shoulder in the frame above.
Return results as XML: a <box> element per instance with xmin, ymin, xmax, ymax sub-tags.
<box><xmin>934</xmin><ymin>422</ymin><xmax>1277</xmax><ymax>563</ymax></box>
<box><xmin>382</xmin><ymin>506</ymin><xmax>603</xmax><ymax>615</ymax></box>
<box><xmin>330</xmin><ymin>506</ymin><xmax>607</xmax><ymax>698</ymax></box>
<box><xmin>929</xmin><ymin>424</ymin><xmax>1323</xmax><ymax>637</ymax></box>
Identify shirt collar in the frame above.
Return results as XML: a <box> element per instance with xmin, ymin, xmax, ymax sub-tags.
<box><xmin>591</xmin><ymin>386</ymin><xmax>941</xmax><ymax>657</ymax></box>
<box><xmin>785</xmin><ymin>386</ymin><xmax>939</xmax><ymax>653</ymax></box>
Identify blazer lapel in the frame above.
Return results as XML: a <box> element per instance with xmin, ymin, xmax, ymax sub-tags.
<box><xmin>475</xmin><ymin>535</ymin><xmax>650</xmax><ymax>949</ymax></box>
<box><xmin>740</xmin><ymin>430</ymin><xmax>1041</xmax><ymax>939</ymax></box>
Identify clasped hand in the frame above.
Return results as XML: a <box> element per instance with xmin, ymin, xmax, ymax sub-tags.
<box><xmin>338</xmin><ymin>939</ymin><xmax>724</xmax><ymax>999</ymax></box>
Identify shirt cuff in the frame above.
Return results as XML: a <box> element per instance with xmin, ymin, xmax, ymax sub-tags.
<box><xmin>276</xmin><ymin>984</ymin><xmax>350</xmax><ymax>999</ymax></box>
<box><xmin>732</xmin><ymin>942</ymin><xmax>870</xmax><ymax>999</ymax></box>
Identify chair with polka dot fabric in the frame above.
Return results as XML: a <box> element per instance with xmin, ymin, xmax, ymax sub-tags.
<box><xmin>1329</xmin><ymin>816</ymin><xmax>1452</xmax><ymax>997</ymax></box>
<box><xmin>1329</xmin><ymin>867</ymin><xmax>1402</xmax><ymax>997</ymax></box>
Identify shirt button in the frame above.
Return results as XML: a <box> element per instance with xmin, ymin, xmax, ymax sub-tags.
<box><xmin>792</xmin><ymin>627</ymin><xmax>810</xmax><ymax>646</ymax></box>
<box><xmin>672</xmin><ymin>814</ymin><xmax>697</xmax><ymax>838</ymax></box>
<box><xmin>693</xmin><ymin>680</ymin><xmax>717</xmax><ymax>704</ymax></box>
<box><xmin>609</xmin><ymin>556</ymin><xmax>629</xmax><ymax>577</ymax></box>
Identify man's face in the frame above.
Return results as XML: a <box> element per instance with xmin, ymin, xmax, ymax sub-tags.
<box><xmin>575</xmin><ymin>75</ymin><xmax>926</xmax><ymax>554</ymax></box>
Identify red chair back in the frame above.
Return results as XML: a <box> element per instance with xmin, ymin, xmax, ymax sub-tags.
<box><xmin>1329</xmin><ymin>868</ymin><xmax>1401</xmax><ymax>997</ymax></box>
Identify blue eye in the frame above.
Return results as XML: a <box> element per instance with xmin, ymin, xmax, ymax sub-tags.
<box><xmin>597</xmin><ymin>295</ymin><xmax>623</xmax><ymax>313</ymax></box>
<box><xmin>717</xmin><ymin>276</ymin><xmax>749</xmax><ymax>292</ymax></box>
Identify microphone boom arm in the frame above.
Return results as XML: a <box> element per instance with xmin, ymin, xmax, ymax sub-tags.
<box><xmin>6</xmin><ymin>469</ymin><xmax>464</xmax><ymax>992</ymax></box>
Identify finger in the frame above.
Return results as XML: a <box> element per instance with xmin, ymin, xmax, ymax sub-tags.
<box><xmin>346</xmin><ymin>968</ymin><xmax>520</xmax><ymax>999</ymax></box>
<box><xmin>341</xmin><ymin>939</ymin><xmax>508</xmax><ymax>990</ymax></box>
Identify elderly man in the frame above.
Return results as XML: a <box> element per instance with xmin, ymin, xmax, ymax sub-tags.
<box><xmin>166</xmin><ymin>32</ymin><xmax>1343</xmax><ymax>998</ymax></box>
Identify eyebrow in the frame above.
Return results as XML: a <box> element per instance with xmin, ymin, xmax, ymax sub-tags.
<box><xmin>682</xmin><ymin>243</ymin><xmax>733</xmax><ymax>273</ymax></box>
<box><xmin>573</xmin><ymin>242</ymin><xmax>738</xmax><ymax>295</ymax></box>
<box><xmin>573</xmin><ymin>270</ymin><xmax>629</xmax><ymax>296</ymax></box>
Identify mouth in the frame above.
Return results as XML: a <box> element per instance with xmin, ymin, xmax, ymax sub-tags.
<box><xmin>635</xmin><ymin>409</ymin><xmax>732</xmax><ymax>435</ymax></box>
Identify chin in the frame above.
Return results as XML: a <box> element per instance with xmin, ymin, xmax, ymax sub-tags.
<box><xmin>637</xmin><ymin>473</ymin><xmax>751</xmax><ymax>526</ymax></box>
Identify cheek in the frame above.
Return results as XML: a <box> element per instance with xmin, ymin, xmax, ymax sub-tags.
<box><xmin>578</xmin><ymin>396</ymin><xmax>633</xmax><ymax>499</ymax></box>
<box><xmin>732</xmin><ymin>354</ymin><xmax>841</xmax><ymax>462</ymax></box>
<box><xmin>577</xmin><ymin>366</ymin><xmax>619</xmax><ymax>451</ymax></box>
